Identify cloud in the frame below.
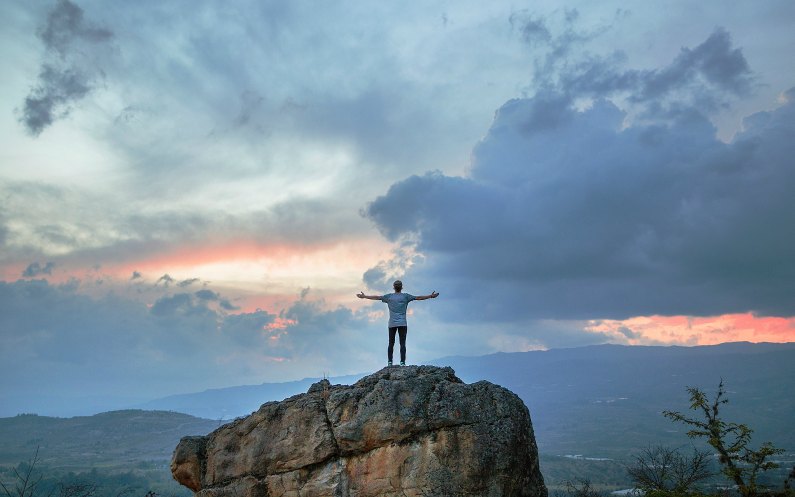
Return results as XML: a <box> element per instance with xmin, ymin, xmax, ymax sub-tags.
<box><xmin>362</xmin><ymin>245</ymin><xmax>422</xmax><ymax>289</ymax></box>
<box><xmin>177</xmin><ymin>278</ymin><xmax>200</xmax><ymax>288</ymax></box>
<box><xmin>155</xmin><ymin>274</ymin><xmax>175</xmax><ymax>287</ymax></box>
<box><xmin>0</xmin><ymin>181</ymin><xmax>377</xmax><ymax>271</ymax></box>
<box><xmin>19</xmin><ymin>0</ymin><xmax>113</xmax><ymax>135</ymax></box>
<box><xmin>586</xmin><ymin>313</ymin><xmax>795</xmax><ymax>346</ymax></box>
<box><xmin>150</xmin><ymin>292</ymin><xmax>214</xmax><ymax>318</ymax></box>
<box><xmin>191</xmin><ymin>289</ymin><xmax>239</xmax><ymax>310</ymax></box>
<box><xmin>38</xmin><ymin>0</ymin><xmax>112</xmax><ymax>54</ymax></box>
<box><xmin>365</xmin><ymin>28</ymin><xmax>795</xmax><ymax>322</ymax></box>
<box><xmin>0</xmin><ymin>279</ymin><xmax>379</xmax><ymax>416</ymax></box>
<box><xmin>194</xmin><ymin>289</ymin><xmax>218</xmax><ymax>301</ymax></box>
<box><xmin>22</xmin><ymin>261</ymin><xmax>55</xmax><ymax>277</ymax></box>
<box><xmin>635</xmin><ymin>29</ymin><xmax>752</xmax><ymax>101</ymax></box>
<box><xmin>219</xmin><ymin>299</ymin><xmax>240</xmax><ymax>311</ymax></box>
<box><xmin>0</xmin><ymin>222</ymin><xmax>7</xmax><ymax>248</ymax></box>
<box><xmin>130</xmin><ymin>271</ymin><xmax>141</xmax><ymax>280</ymax></box>
<box><xmin>560</xmin><ymin>28</ymin><xmax>754</xmax><ymax>116</ymax></box>
<box><xmin>512</xmin><ymin>11</ymin><xmax>753</xmax><ymax>119</ymax></box>
<box><xmin>616</xmin><ymin>326</ymin><xmax>639</xmax><ymax>339</ymax></box>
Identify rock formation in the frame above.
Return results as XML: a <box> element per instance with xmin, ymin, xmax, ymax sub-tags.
<box><xmin>172</xmin><ymin>365</ymin><xmax>547</xmax><ymax>497</ymax></box>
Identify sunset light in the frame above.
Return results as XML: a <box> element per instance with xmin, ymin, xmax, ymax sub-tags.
<box><xmin>1</xmin><ymin>1</ymin><xmax>793</xmax><ymax>421</ymax></box>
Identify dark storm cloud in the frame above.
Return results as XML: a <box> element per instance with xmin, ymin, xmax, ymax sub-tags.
<box><xmin>19</xmin><ymin>0</ymin><xmax>113</xmax><ymax>135</ymax></box>
<box><xmin>22</xmin><ymin>262</ymin><xmax>55</xmax><ymax>277</ymax></box>
<box><xmin>366</xmin><ymin>29</ymin><xmax>795</xmax><ymax>321</ymax></box>
<box><xmin>514</xmin><ymin>11</ymin><xmax>752</xmax><ymax>119</ymax></box>
<box><xmin>559</xmin><ymin>28</ymin><xmax>753</xmax><ymax>115</ymax></box>
<box><xmin>512</xmin><ymin>9</ymin><xmax>613</xmax><ymax>89</ymax></box>
<box><xmin>635</xmin><ymin>29</ymin><xmax>752</xmax><ymax>100</ymax></box>
<box><xmin>38</xmin><ymin>0</ymin><xmax>112</xmax><ymax>55</ymax></box>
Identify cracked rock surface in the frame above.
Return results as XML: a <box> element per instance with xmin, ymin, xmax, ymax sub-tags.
<box><xmin>171</xmin><ymin>365</ymin><xmax>547</xmax><ymax>497</ymax></box>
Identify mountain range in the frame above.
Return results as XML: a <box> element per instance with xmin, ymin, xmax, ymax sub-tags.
<box><xmin>2</xmin><ymin>341</ymin><xmax>793</xmax><ymax>486</ymax></box>
<box><xmin>141</xmin><ymin>341</ymin><xmax>795</xmax><ymax>457</ymax></box>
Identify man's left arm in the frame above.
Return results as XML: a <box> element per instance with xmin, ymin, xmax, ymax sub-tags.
<box><xmin>414</xmin><ymin>291</ymin><xmax>439</xmax><ymax>301</ymax></box>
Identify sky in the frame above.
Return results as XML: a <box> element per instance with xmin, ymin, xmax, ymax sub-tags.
<box><xmin>1</xmin><ymin>0</ymin><xmax>794</xmax><ymax>416</ymax></box>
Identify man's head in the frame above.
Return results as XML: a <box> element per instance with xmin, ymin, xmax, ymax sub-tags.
<box><xmin>393</xmin><ymin>280</ymin><xmax>403</xmax><ymax>292</ymax></box>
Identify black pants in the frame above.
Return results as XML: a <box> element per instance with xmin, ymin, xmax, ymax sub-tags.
<box><xmin>388</xmin><ymin>326</ymin><xmax>407</xmax><ymax>363</ymax></box>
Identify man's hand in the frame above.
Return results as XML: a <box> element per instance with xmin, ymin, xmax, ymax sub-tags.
<box><xmin>416</xmin><ymin>291</ymin><xmax>440</xmax><ymax>300</ymax></box>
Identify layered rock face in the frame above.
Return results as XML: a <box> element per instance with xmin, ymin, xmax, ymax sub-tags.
<box><xmin>172</xmin><ymin>365</ymin><xmax>547</xmax><ymax>497</ymax></box>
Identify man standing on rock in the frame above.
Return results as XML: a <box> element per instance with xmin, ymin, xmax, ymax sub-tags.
<box><xmin>357</xmin><ymin>280</ymin><xmax>439</xmax><ymax>367</ymax></box>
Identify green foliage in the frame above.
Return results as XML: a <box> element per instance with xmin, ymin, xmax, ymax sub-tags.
<box><xmin>0</xmin><ymin>447</ymin><xmax>191</xmax><ymax>497</ymax></box>
<box><xmin>663</xmin><ymin>380</ymin><xmax>785</xmax><ymax>497</ymax></box>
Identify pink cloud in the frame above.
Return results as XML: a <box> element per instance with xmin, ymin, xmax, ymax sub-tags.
<box><xmin>586</xmin><ymin>313</ymin><xmax>795</xmax><ymax>345</ymax></box>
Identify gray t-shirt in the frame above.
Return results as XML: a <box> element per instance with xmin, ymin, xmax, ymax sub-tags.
<box><xmin>381</xmin><ymin>292</ymin><xmax>416</xmax><ymax>327</ymax></box>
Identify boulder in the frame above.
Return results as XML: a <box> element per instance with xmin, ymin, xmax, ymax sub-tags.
<box><xmin>172</xmin><ymin>365</ymin><xmax>547</xmax><ymax>497</ymax></box>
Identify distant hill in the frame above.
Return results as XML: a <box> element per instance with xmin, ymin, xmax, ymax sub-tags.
<box><xmin>1</xmin><ymin>343</ymin><xmax>793</xmax><ymax>490</ymax></box>
<box><xmin>0</xmin><ymin>410</ymin><xmax>218</xmax><ymax>471</ymax></box>
<box><xmin>142</xmin><ymin>342</ymin><xmax>795</xmax><ymax>458</ymax></box>
<box><xmin>4</xmin><ymin>342</ymin><xmax>792</xmax><ymax>476</ymax></box>
<box><xmin>433</xmin><ymin>341</ymin><xmax>795</xmax><ymax>457</ymax></box>
<box><xmin>139</xmin><ymin>374</ymin><xmax>364</xmax><ymax>419</ymax></box>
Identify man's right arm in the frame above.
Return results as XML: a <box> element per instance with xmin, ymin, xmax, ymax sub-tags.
<box><xmin>357</xmin><ymin>292</ymin><xmax>382</xmax><ymax>300</ymax></box>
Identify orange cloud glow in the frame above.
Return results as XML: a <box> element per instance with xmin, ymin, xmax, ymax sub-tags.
<box><xmin>265</xmin><ymin>318</ymin><xmax>297</xmax><ymax>331</ymax></box>
<box><xmin>114</xmin><ymin>240</ymin><xmax>310</xmax><ymax>276</ymax></box>
<box><xmin>110</xmin><ymin>237</ymin><xmax>393</xmax><ymax>284</ymax></box>
<box><xmin>586</xmin><ymin>313</ymin><xmax>795</xmax><ymax>345</ymax></box>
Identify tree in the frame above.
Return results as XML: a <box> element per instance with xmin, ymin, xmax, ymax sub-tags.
<box><xmin>555</xmin><ymin>479</ymin><xmax>605</xmax><ymax>497</ymax></box>
<box><xmin>663</xmin><ymin>380</ymin><xmax>784</xmax><ymax>497</ymax></box>
<box><xmin>0</xmin><ymin>447</ymin><xmax>49</xmax><ymax>497</ymax></box>
<box><xmin>783</xmin><ymin>466</ymin><xmax>795</xmax><ymax>492</ymax></box>
<box><xmin>57</xmin><ymin>483</ymin><xmax>97</xmax><ymax>497</ymax></box>
<box><xmin>627</xmin><ymin>445</ymin><xmax>713</xmax><ymax>494</ymax></box>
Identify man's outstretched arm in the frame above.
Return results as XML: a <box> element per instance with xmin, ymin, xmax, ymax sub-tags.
<box><xmin>414</xmin><ymin>291</ymin><xmax>439</xmax><ymax>301</ymax></box>
<box><xmin>357</xmin><ymin>291</ymin><xmax>382</xmax><ymax>300</ymax></box>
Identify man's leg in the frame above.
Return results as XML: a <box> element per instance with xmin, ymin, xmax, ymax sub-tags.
<box><xmin>388</xmin><ymin>327</ymin><xmax>398</xmax><ymax>365</ymax></box>
<box><xmin>398</xmin><ymin>326</ymin><xmax>407</xmax><ymax>365</ymax></box>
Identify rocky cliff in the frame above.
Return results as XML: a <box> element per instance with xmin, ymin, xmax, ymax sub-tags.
<box><xmin>171</xmin><ymin>365</ymin><xmax>547</xmax><ymax>497</ymax></box>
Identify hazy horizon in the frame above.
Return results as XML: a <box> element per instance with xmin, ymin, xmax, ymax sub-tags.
<box><xmin>2</xmin><ymin>1</ymin><xmax>794</xmax><ymax>417</ymax></box>
<box><xmin>4</xmin><ymin>340</ymin><xmax>794</xmax><ymax>418</ymax></box>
